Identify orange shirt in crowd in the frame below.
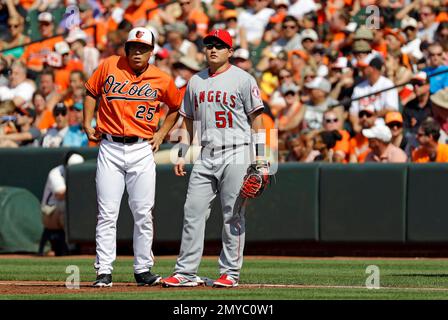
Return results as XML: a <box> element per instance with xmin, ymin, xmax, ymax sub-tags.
<box><xmin>54</xmin><ymin>59</ymin><xmax>84</xmax><ymax>92</ymax></box>
<box><xmin>437</xmin><ymin>12</ymin><xmax>448</xmax><ymax>22</ymax></box>
<box><xmin>412</xmin><ymin>144</ymin><xmax>448</xmax><ymax>163</ymax></box>
<box><xmin>349</xmin><ymin>133</ymin><xmax>370</xmax><ymax>163</ymax></box>
<box><xmin>182</xmin><ymin>9</ymin><xmax>210</xmax><ymax>36</ymax></box>
<box><xmin>124</xmin><ymin>0</ymin><xmax>159</xmax><ymax>27</ymax></box>
<box><xmin>82</xmin><ymin>22</ymin><xmax>108</xmax><ymax>51</ymax></box>
<box><xmin>36</xmin><ymin>109</ymin><xmax>55</xmax><ymax>130</ymax></box>
<box><xmin>85</xmin><ymin>55</ymin><xmax>182</xmax><ymax>139</ymax></box>
<box><xmin>22</xmin><ymin>36</ymin><xmax>64</xmax><ymax>70</ymax></box>
<box><xmin>332</xmin><ymin>129</ymin><xmax>351</xmax><ymax>162</ymax></box>
<box><xmin>19</xmin><ymin>0</ymin><xmax>34</xmax><ymax>9</ymax></box>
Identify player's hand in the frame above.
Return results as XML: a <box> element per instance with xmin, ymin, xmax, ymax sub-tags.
<box><xmin>149</xmin><ymin>132</ymin><xmax>164</xmax><ymax>152</ymax></box>
<box><xmin>174</xmin><ymin>157</ymin><xmax>187</xmax><ymax>177</ymax></box>
<box><xmin>83</xmin><ymin>125</ymin><xmax>100</xmax><ymax>142</ymax></box>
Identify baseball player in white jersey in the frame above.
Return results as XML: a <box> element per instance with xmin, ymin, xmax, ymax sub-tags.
<box><xmin>161</xmin><ymin>29</ymin><xmax>267</xmax><ymax>288</ymax></box>
<box><xmin>83</xmin><ymin>27</ymin><xmax>182</xmax><ymax>287</ymax></box>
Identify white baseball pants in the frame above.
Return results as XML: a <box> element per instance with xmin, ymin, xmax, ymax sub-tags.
<box><xmin>94</xmin><ymin>138</ymin><xmax>156</xmax><ymax>275</ymax></box>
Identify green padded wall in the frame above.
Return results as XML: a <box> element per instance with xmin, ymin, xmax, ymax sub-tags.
<box><xmin>319</xmin><ymin>164</ymin><xmax>407</xmax><ymax>242</ymax></box>
<box><xmin>0</xmin><ymin>147</ymin><xmax>98</xmax><ymax>201</ymax></box>
<box><xmin>407</xmin><ymin>163</ymin><xmax>448</xmax><ymax>242</ymax></box>
<box><xmin>0</xmin><ymin>186</ymin><xmax>43</xmax><ymax>253</ymax></box>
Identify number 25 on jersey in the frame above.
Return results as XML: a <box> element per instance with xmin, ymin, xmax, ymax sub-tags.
<box><xmin>135</xmin><ymin>105</ymin><xmax>156</xmax><ymax>122</ymax></box>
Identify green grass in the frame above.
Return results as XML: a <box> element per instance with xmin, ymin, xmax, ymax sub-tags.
<box><xmin>1</xmin><ymin>256</ymin><xmax>448</xmax><ymax>299</ymax></box>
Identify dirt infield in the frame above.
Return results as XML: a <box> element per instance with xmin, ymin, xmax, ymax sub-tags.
<box><xmin>2</xmin><ymin>280</ymin><xmax>448</xmax><ymax>296</ymax></box>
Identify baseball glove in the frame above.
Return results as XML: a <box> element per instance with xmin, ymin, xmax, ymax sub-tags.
<box><xmin>240</xmin><ymin>160</ymin><xmax>270</xmax><ymax>199</ymax></box>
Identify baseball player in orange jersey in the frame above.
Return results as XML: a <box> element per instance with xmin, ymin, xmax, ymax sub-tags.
<box><xmin>83</xmin><ymin>27</ymin><xmax>182</xmax><ymax>287</ymax></box>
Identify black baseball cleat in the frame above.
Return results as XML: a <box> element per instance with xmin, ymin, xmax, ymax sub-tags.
<box><xmin>93</xmin><ymin>274</ymin><xmax>112</xmax><ymax>287</ymax></box>
<box><xmin>135</xmin><ymin>270</ymin><xmax>162</xmax><ymax>286</ymax></box>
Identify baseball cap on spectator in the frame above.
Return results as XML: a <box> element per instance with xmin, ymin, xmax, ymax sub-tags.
<box><xmin>223</xmin><ymin>10</ymin><xmax>238</xmax><ymax>20</ymax></box>
<box><xmin>368</xmin><ymin>57</ymin><xmax>384</xmax><ymax>71</ymax></box>
<box><xmin>344</xmin><ymin>22</ymin><xmax>358</xmax><ymax>34</ymax></box>
<box><xmin>359</xmin><ymin>104</ymin><xmax>376</xmax><ymax>115</ymax></box>
<box><xmin>401</xmin><ymin>16</ymin><xmax>418</xmax><ymax>30</ymax></box>
<box><xmin>54</xmin><ymin>41</ymin><xmax>70</xmax><ymax>55</ymax></box>
<box><xmin>53</xmin><ymin>103</ymin><xmax>67</xmax><ymax>116</ymax></box>
<box><xmin>65</xmin><ymin>28</ymin><xmax>88</xmax><ymax>44</ymax></box>
<box><xmin>354</xmin><ymin>27</ymin><xmax>374</xmax><ymax>41</ymax></box>
<box><xmin>233</xmin><ymin>48</ymin><xmax>250</xmax><ymax>60</ymax></box>
<box><xmin>331</xmin><ymin>57</ymin><xmax>348</xmax><ymax>69</ymax></box>
<box><xmin>384</xmin><ymin>28</ymin><xmax>405</xmax><ymax>44</ymax></box>
<box><xmin>72</xmin><ymin>102</ymin><xmax>83</xmax><ymax>111</ymax></box>
<box><xmin>301</xmin><ymin>29</ymin><xmax>318</xmax><ymax>42</ymax></box>
<box><xmin>357</xmin><ymin>53</ymin><xmax>377</xmax><ymax>67</ymax></box>
<box><xmin>362</xmin><ymin>124</ymin><xmax>392</xmax><ymax>143</ymax></box>
<box><xmin>430</xmin><ymin>89</ymin><xmax>448</xmax><ymax>109</ymax></box>
<box><xmin>165</xmin><ymin>22</ymin><xmax>188</xmax><ymax>37</ymax></box>
<box><xmin>126</xmin><ymin>27</ymin><xmax>155</xmax><ymax>47</ymax></box>
<box><xmin>410</xmin><ymin>71</ymin><xmax>427</xmax><ymax>85</ymax></box>
<box><xmin>38</xmin><ymin>12</ymin><xmax>53</xmax><ymax>23</ymax></box>
<box><xmin>385</xmin><ymin>111</ymin><xmax>403</xmax><ymax>125</ymax></box>
<box><xmin>173</xmin><ymin>56</ymin><xmax>202</xmax><ymax>72</ymax></box>
<box><xmin>290</xmin><ymin>50</ymin><xmax>309</xmax><ymax>61</ymax></box>
<box><xmin>353</xmin><ymin>40</ymin><xmax>372</xmax><ymax>53</ymax></box>
<box><xmin>281</xmin><ymin>83</ymin><xmax>299</xmax><ymax>95</ymax></box>
<box><xmin>275</xmin><ymin>0</ymin><xmax>290</xmax><ymax>6</ymax></box>
<box><xmin>304</xmin><ymin>77</ymin><xmax>331</xmax><ymax>93</ymax></box>
<box><xmin>16</xmin><ymin>106</ymin><xmax>36</xmax><ymax>119</ymax></box>
<box><xmin>203</xmin><ymin>29</ymin><xmax>233</xmax><ymax>48</ymax></box>
<box><xmin>156</xmin><ymin>47</ymin><xmax>169</xmax><ymax>60</ymax></box>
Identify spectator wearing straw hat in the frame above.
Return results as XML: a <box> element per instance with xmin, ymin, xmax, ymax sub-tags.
<box><xmin>430</xmin><ymin>89</ymin><xmax>448</xmax><ymax>144</ymax></box>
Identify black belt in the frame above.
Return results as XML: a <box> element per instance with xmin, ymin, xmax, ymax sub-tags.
<box><xmin>102</xmin><ymin>134</ymin><xmax>142</xmax><ymax>144</ymax></box>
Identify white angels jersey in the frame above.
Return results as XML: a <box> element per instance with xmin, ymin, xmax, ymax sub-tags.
<box><xmin>180</xmin><ymin>64</ymin><xmax>264</xmax><ymax>147</ymax></box>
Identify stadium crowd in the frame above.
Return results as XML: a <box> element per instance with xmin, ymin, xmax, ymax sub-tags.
<box><xmin>0</xmin><ymin>0</ymin><xmax>447</xmax><ymax>163</ymax></box>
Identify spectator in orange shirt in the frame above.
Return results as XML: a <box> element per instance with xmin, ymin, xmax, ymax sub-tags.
<box><xmin>412</xmin><ymin>118</ymin><xmax>448</xmax><ymax>163</ymax></box>
<box><xmin>124</xmin><ymin>0</ymin><xmax>160</xmax><ymax>27</ymax></box>
<box><xmin>349</xmin><ymin>105</ymin><xmax>376</xmax><ymax>163</ymax></box>
<box><xmin>176</xmin><ymin>0</ymin><xmax>209</xmax><ymax>37</ymax></box>
<box><xmin>323</xmin><ymin>108</ymin><xmax>350</xmax><ymax>162</ymax></box>
<box><xmin>33</xmin><ymin>90</ymin><xmax>54</xmax><ymax>131</ymax></box>
<box><xmin>22</xmin><ymin>12</ymin><xmax>63</xmax><ymax>72</ymax></box>
<box><xmin>51</xmin><ymin>41</ymin><xmax>84</xmax><ymax>93</ymax></box>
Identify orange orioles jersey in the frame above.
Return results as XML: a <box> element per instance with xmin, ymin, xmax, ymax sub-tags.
<box><xmin>85</xmin><ymin>55</ymin><xmax>182</xmax><ymax>139</ymax></box>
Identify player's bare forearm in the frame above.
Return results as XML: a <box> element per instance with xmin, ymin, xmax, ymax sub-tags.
<box><xmin>157</xmin><ymin>109</ymin><xmax>180</xmax><ymax>139</ymax></box>
<box><xmin>249</xmin><ymin>109</ymin><xmax>265</xmax><ymax>133</ymax></box>
<box><xmin>184</xmin><ymin>117</ymin><xmax>194</xmax><ymax>145</ymax></box>
<box><xmin>83</xmin><ymin>93</ymin><xmax>100</xmax><ymax>141</ymax></box>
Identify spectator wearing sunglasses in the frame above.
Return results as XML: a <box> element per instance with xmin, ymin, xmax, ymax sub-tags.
<box><xmin>323</xmin><ymin>109</ymin><xmax>351</xmax><ymax>163</ymax></box>
<box><xmin>385</xmin><ymin>111</ymin><xmax>418</xmax><ymax>158</ymax></box>
<box><xmin>402</xmin><ymin>72</ymin><xmax>433</xmax><ymax>135</ymax></box>
<box><xmin>41</xmin><ymin>103</ymin><xmax>69</xmax><ymax>148</ymax></box>
<box><xmin>412</xmin><ymin>117</ymin><xmax>448</xmax><ymax>163</ymax></box>
<box><xmin>271</xmin><ymin>16</ymin><xmax>302</xmax><ymax>54</ymax></box>
<box><xmin>0</xmin><ymin>14</ymin><xmax>30</xmax><ymax>59</ymax></box>
<box><xmin>423</xmin><ymin>42</ymin><xmax>448</xmax><ymax>94</ymax></box>
<box><xmin>349</xmin><ymin>105</ymin><xmax>376</xmax><ymax>163</ymax></box>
